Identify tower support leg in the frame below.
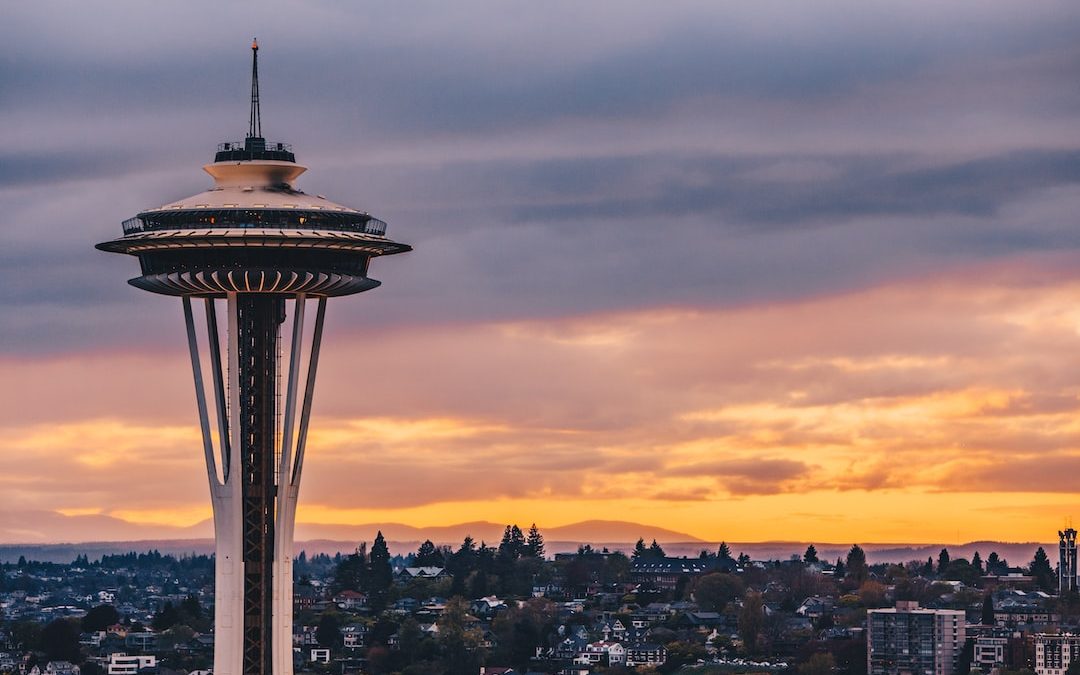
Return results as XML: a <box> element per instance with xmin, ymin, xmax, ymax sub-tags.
<box><xmin>183</xmin><ymin>295</ymin><xmax>326</xmax><ymax>675</ymax></box>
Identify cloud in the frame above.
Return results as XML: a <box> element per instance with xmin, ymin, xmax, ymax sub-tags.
<box><xmin>664</xmin><ymin>458</ymin><xmax>812</xmax><ymax>495</ymax></box>
<box><xmin>4</xmin><ymin>2</ymin><xmax>1080</xmax><ymax>356</ymax></box>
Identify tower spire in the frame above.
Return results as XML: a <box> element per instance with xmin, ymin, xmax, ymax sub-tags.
<box><xmin>248</xmin><ymin>38</ymin><xmax>261</xmax><ymax>140</ymax></box>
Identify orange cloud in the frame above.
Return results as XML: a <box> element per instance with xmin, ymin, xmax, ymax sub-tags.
<box><xmin>6</xmin><ymin>255</ymin><xmax>1080</xmax><ymax>542</ymax></box>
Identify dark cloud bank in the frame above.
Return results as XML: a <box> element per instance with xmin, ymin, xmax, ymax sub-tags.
<box><xmin>4</xmin><ymin>1</ymin><xmax>1080</xmax><ymax>355</ymax></box>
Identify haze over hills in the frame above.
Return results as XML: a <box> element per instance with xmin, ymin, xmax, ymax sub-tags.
<box><xmin>0</xmin><ymin>510</ymin><xmax>1054</xmax><ymax>566</ymax></box>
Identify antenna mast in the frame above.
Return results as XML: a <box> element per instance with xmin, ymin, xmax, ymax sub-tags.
<box><xmin>248</xmin><ymin>38</ymin><xmax>261</xmax><ymax>139</ymax></box>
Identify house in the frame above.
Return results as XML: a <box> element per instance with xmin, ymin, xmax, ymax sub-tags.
<box><xmin>626</xmin><ymin>643</ymin><xmax>667</xmax><ymax>667</ymax></box>
<box><xmin>631</xmin><ymin>557</ymin><xmax>721</xmax><ymax>591</ymax></box>
<box><xmin>293</xmin><ymin>585</ymin><xmax>318</xmax><ymax>612</ymax></box>
<box><xmin>331</xmin><ymin>590</ymin><xmax>366</xmax><ymax>611</ymax></box>
<box><xmin>796</xmin><ymin>595</ymin><xmax>836</xmax><ymax>619</ymax></box>
<box><xmin>472</xmin><ymin>596</ymin><xmax>508</xmax><ymax>619</ymax></box>
<box><xmin>342</xmin><ymin>624</ymin><xmax>367</xmax><ymax>650</ymax></box>
<box><xmin>676</xmin><ymin>611</ymin><xmax>724</xmax><ymax>628</ymax></box>
<box><xmin>397</xmin><ymin>567</ymin><xmax>447</xmax><ymax>582</ymax></box>
<box><xmin>582</xmin><ymin>641</ymin><xmax>626</xmax><ymax>666</ymax></box>
<box><xmin>45</xmin><ymin>663</ymin><xmax>80</xmax><ymax>675</ymax></box>
<box><xmin>124</xmin><ymin>634</ymin><xmax>156</xmax><ymax>652</ymax></box>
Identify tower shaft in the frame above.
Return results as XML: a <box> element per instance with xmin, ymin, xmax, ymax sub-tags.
<box><xmin>237</xmin><ymin>295</ymin><xmax>281</xmax><ymax>675</ymax></box>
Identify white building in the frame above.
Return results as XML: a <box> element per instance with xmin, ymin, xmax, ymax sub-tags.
<box><xmin>1035</xmin><ymin>634</ymin><xmax>1080</xmax><ymax>675</ymax></box>
<box><xmin>974</xmin><ymin>636</ymin><xmax>1008</xmax><ymax>672</ymax></box>
<box><xmin>107</xmin><ymin>655</ymin><xmax>156</xmax><ymax>675</ymax></box>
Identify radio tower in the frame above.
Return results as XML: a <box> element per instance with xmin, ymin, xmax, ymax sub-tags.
<box><xmin>97</xmin><ymin>40</ymin><xmax>410</xmax><ymax>675</ymax></box>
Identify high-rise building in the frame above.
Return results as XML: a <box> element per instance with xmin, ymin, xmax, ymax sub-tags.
<box><xmin>96</xmin><ymin>41</ymin><xmax>410</xmax><ymax>675</ymax></box>
<box><xmin>1060</xmin><ymin>528</ymin><xmax>1077</xmax><ymax>594</ymax></box>
<box><xmin>867</xmin><ymin>601</ymin><xmax>966</xmax><ymax>675</ymax></box>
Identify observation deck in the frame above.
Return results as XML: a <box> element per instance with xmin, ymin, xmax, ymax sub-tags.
<box><xmin>96</xmin><ymin>138</ymin><xmax>411</xmax><ymax>298</ymax></box>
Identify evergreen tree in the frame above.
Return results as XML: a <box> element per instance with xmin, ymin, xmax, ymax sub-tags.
<box><xmin>632</xmin><ymin>538</ymin><xmax>648</xmax><ymax>560</ymax></box>
<box><xmin>972</xmin><ymin>551</ymin><xmax>984</xmax><ymax>575</ymax></box>
<box><xmin>415</xmin><ymin>539</ymin><xmax>444</xmax><ymax>567</ymax></box>
<box><xmin>525</xmin><ymin>523</ymin><xmax>545</xmax><ymax>558</ymax></box>
<box><xmin>331</xmin><ymin>543</ymin><xmax>367</xmax><ymax>593</ymax></box>
<box><xmin>987</xmin><ymin>551</ymin><xmax>1008</xmax><ymax>575</ymax></box>
<box><xmin>922</xmin><ymin>557</ymin><xmax>934</xmax><ymax>576</ymax></box>
<box><xmin>718</xmin><ymin>542</ymin><xmax>733</xmax><ymax>561</ymax></box>
<box><xmin>981</xmin><ymin>593</ymin><xmax>995</xmax><ymax>625</ymax></box>
<box><xmin>648</xmin><ymin>539</ymin><xmax>666</xmax><ymax>559</ymax></box>
<box><xmin>367</xmin><ymin>532</ymin><xmax>393</xmax><ymax>610</ymax></box>
<box><xmin>938</xmin><ymin>548</ymin><xmax>951</xmax><ymax>574</ymax></box>
<box><xmin>498</xmin><ymin>525</ymin><xmax>526</xmax><ymax>560</ymax></box>
<box><xmin>846</xmin><ymin>545</ymin><xmax>867</xmax><ymax>583</ymax></box>
<box><xmin>316</xmin><ymin>612</ymin><xmax>342</xmax><ymax>648</ymax></box>
<box><xmin>834</xmin><ymin>558</ymin><xmax>846</xmax><ymax>579</ymax></box>
<box><xmin>737</xmin><ymin>552</ymin><xmax>751</xmax><ymax>567</ymax></box>
<box><xmin>1030</xmin><ymin>546</ymin><xmax>1055</xmax><ymax>592</ymax></box>
<box><xmin>804</xmin><ymin>545</ymin><xmax>819</xmax><ymax>564</ymax></box>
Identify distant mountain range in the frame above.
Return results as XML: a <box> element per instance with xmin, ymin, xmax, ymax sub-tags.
<box><xmin>0</xmin><ymin>509</ymin><xmax>1055</xmax><ymax>566</ymax></box>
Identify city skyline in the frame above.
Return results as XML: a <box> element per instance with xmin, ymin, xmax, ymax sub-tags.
<box><xmin>4</xmin><ymin>1</ymin><xmax>1080</xmax><ymax>545</ymax></box>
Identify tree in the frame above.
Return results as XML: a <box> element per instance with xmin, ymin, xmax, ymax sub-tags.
<box><xmin>858</xmin><ymin>581</ymin><xmax>888</xmax><ymax>608</ymax></box>
<box><xmin>972</xmin><ymin>551</ymin><xmax>984</xmax><ymax>575</ymax></box>
<box><xmin>718</xmin><ymin>542</ymin><xmax>733</xmax><ymax>561</ymax></box>
<box><xmin>695</xmin><ymin>573</ymin><xmax>744</xmax><ymax>612</ymax></box>
<box><xmin>397</xmin><ymin>617</ymin><xmax>424</xmax><ymax>666</ymax></box>
<box><xmin>648</xmin><ymin>539</ymin><xmax>666</xmax><ymax>559</ymax></box>
<box><xmin>525</xmin><ymin>523</ymin><xmax>545</xmax><ymax>558</ymax></box>
<box><xmin>846</xmin><ymin>545</ymin><xmax>868</xmax><ymax>583</ymax></box>
<box><xmin>316</xmin><ymin>612</ymin><xmax>342</xmax><ymax>648</ymax></box>
<box><xmin>804</xmin><ymin>545</ymin><xmax>819</xmax><ymax>565</ymax></box>
<box><xmin>367</xmin><ymin>532</ymin><xmax>393</xmax><ymax>610</ymax></box>
<box><xmin>738</xmin><ymin>591</ymin><xmax>765</xmax><ymax>654</ymax></box>
<box><xmin>1030</xmin><ymin>547</ymin><xmax>1055</xmax><ymax>592</ymax></box>
<box><xmin>498</xmin><ymin>525</ymin><xmax>526</xmax><ymax>560</ymax></box>
<box><xmin>799</xmin><ymin>653</ymin><xmax>836</xmax><ymax>675</ymax></box>
<box><xmin>833</xmin><ymin>558</ymin><xmax>846</xmax><ymax>579</ymax></box>
<box><xmin>982</xmin><ymin>593</ymin><xmax>995</xmax><ymax>625</ymax></box>
<box><xmin>41</xmin><ymin>619</ymin><xmax>81</xmax><ymax>662</ymax></box>
<box><xmin>82</xmin><ymin>605</ymin><xmax>120</xmax><ymax>632</ymax></box>
<box><xmin>944</xmin><ymin>558</ymin><xmax>979</xmax><ymax>587</ymax></box>
<box><xmin>151</xmin><ymin>602</ymin><xmax>179</xmax><ymax>631</ymax></box>
<box><xmin>332</xmin><ymin>543</ymin><xmax>368</xmax><ymax>593</ymax></box>
<box><xmin>438</xmin><ymin>597</ymin><xmax>485</xmax><ymax>675</ymax></box>
<box><xmin>938</xmin><ymin>548</ymin><xmax>951</xmax><ymax>574</ymax></box>
<box><xmin>415</xmin><ymin>540</ymin><xmax>444</xmax><ymax>567</ymax></box>
<box><xmin>922</xmin><ymin>557</ymin><xmax>934</xmax><ymax>576</ymax></box>
<box><xmin>11</xmin><ymin>621</ymin><xmax>42</xmax><ymax>651</ymax></box>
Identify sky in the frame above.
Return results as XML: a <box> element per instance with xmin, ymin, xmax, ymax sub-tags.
<box><xmin>3</xmin><ymin>0</ymin><xmax>1080</xmax><ymax>546</ymax></box>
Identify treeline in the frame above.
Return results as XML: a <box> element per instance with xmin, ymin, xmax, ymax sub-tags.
<box><xmin>331</xmin><ymin>524</ymin><xmax>550</xmax><ymax>604</ymax></box>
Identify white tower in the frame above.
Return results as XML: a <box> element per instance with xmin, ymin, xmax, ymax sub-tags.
<box><xmin>97</xmin><ymin>41</ymin><xmax>410</xmax><ymax>675</ymax></box>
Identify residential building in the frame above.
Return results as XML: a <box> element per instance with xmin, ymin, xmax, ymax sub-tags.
<box><xmin>1035</xmin><ymin>634</ymin><xmax>1080</xmax><ymax>675</ymax></box>
<box><xmin>106</xmin><ymin>655</ymin><xmax>156</xmax><ymax>675</ymax></box>
<box><xmin>867</xmin><ymin>601</ymin><xmax>965</xmax><ymax>675</ymax></box>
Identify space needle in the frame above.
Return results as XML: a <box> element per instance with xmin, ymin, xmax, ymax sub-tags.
<box><xmin>97</xmin><ymin>41</ymin><xmax>410</xmax><ymax>675</ymax></box>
